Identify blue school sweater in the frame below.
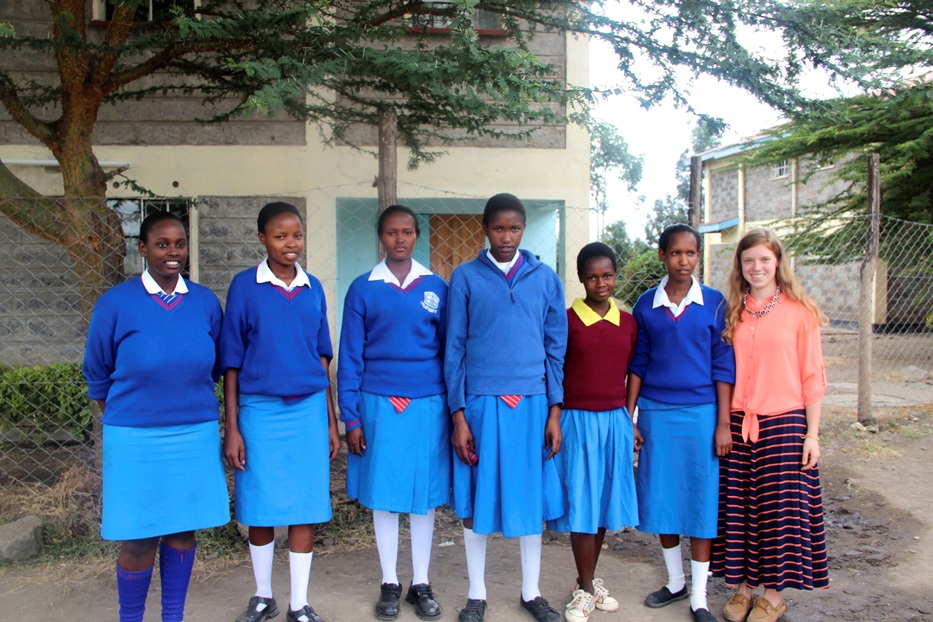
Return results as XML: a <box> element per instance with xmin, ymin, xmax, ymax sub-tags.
<box><xmin>337</xmin><ymin>273</ymin><xmax>448</xmax><ymax>430</ymax></box>
<box><xmin>445</xmin><ymin>249</ymin><xmax>567</xmax><ymax>413</ymax></box>
<box><xmin>83</xmin><ymin>278</ymin><xmax>223</xmax><ymax>427</ymax></box>
<box><xmin>628</xmin><ymin>285</ymin><xmax>735</xmax><ymax>405</ymax></box>
<box><xmin>219</xmin><ymin>267</ymin><xmax>332</xmax><ymax>397</ymax></box>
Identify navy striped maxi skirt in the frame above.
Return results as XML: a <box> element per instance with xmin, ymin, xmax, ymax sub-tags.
<box><xmin>710</xmin><ymin>409</ymin><xmax>829</xmax><ymax>591</ymax></box>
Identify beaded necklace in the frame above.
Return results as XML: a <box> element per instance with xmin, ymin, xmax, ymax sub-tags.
<box><xmin>743</xmin><ymin>286</ymin><xmax>781</xmax><ymax>318</ymax></box>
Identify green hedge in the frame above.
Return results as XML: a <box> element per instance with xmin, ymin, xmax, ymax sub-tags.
<box><xmin>0</xmin><ymin>363</ymin><xmax>92</xmax><ymax>443</ymax></box>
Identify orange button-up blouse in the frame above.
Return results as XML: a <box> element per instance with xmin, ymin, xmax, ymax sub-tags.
<box><xmin>731</xmin><ymin>295</ymin><xmax>827</xmax><ymax>442</ymax></box>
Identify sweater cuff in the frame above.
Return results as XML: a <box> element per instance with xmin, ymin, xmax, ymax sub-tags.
<box><xmin>344</xmin><ymin>420</ymin><xmax>361</xmax><ymax>432</ymax></box>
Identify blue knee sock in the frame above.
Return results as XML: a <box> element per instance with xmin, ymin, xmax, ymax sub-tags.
<box><xmin>160</xmin><ymin>542</ymin><xmax>197</xmax><ymax>622</ymax></box>
<box><xmin>116</xmin><ymin>563</ymin><xmax>153</xmax><ymax>622</ymax></box>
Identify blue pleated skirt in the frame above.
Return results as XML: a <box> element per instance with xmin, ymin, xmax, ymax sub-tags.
<box><xmin>451</xmin><ymin>394</ymin><xmax>564</xmax><ymax>538</ymax></box>
<box><xmin>102</xmin><ymin>421</ymin><xmax>229</xmax><ymax>541</ymax></box>
<box><xmin>547</xmin><ymin>407</ymin><xmax>638</xmax><ymax>534</ymax></box>
<box><xmin>346</xmin><ymin>392</ymin><xmax>451</xmax><ymax>514</ymax></box>
<box><xmin>234</xmin><ymin>391</ymin><xmax>333</xmax><ymax>526</ymax></box>
<box><xmin>635</xmin><ymin>396</ymin><xmax>719</xmax><ymax>538</ymax></box>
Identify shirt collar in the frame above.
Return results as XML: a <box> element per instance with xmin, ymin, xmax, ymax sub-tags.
<box><xmin>368</xmin><ymin>258</ymin><xmax>433</xmax><ymax>289</ymax></box>
<box><xmin>141</xmin><ymin>269</ymin><xmax>188</xmax><ymax>295</ymax></box>
<box><xmin>256</xmin><ymin>258</ymin><xmax>311</xmax><ymax>290</ymax></box>
<box><xmin>571</xmin><ymin>297</ymin><xmax>621</xmax><ymax>327</ymax></box>
<box><xmin>485</xmin><ymin>249</ymin><xmax>521</xmax><ymax>274</ymax></box>
<box><xmin>652</xmin><ymin>275</ymin><xmax>704</xmax><ymax>313</ymax></box>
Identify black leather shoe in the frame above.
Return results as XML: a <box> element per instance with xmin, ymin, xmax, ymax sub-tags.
<box><xmin>406</xmin><ymin>583</ymin><xmax>442</xmax><ymax>621</ymax></box>
<box><xmin>692</xmin><ymin>607</ymin><xmax>720</xmax><ymax>622</ymax></box>
<box><xmin>458</xmin><ymin>598</ymin><xmax>487</xmax><ymax>622</ymax></box>
<box><xmin>375</xmin><ymin>583</ymin><xmax>402</xmax><ymax>620</ymax></box>
<box><xmin>644</xmin><ymin>585</ymin><xmax>689</xmax><ymax>608</ymax></box>
<box><xmin>519</xmin><ymin>595</ymin><xmax>561</xmax><ymax>622</ymax></box>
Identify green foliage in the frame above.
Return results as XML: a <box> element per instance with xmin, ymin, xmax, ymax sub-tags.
<box><xmin>590</xmin><ymin>120</ymin><xmax>643</xmax><ymax>215</ymax></box>
<box><xmin>0</xmin><ymin>363</ymin><xmax>92</xmax><ymax>444</ymax></box>
<box><xmin>601</xmin><ymin>219</ymin><xmax>649</xmax><ymax>267</ymax></box>
<box><xmin>616</xmin><ymin>249</ymin><xmax>665</xmax><ymax>307</ymax></box>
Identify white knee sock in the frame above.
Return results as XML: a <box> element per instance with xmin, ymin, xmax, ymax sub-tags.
<box><xmin>373</xmin><ymin>510</ymin><xmax>400</xmax><ymax>585</ymax></box>
<box><xmin>288</xmin><ymin>551</ymin><xmax>313</xmax><ymax>612</ymax></box>
<box><xmin>463</xmin><ymin>527</ymin><xmax>488</xmax><ymax>600</ymax></box>
<box><xmin>662</xmin><ymin>544</ymin><xmax>686</xmax><ymax>593</ymax></box>
<box><xmin>690</xmin><ymin>560</ymin><xmax>710</xmax><ymax>612</ymax></box>
<box><xmin>519</xmin><ymin>534</ymin><xmax>543</xmax><ymax>602</ymax></box>
<box><xmin>249</xmin><ymin>541</ymin><xmax>275</xmax><ymax>599</ymax></box>
<box><xmin>410</xmin><ymin>510</ymin><xmax>435</xmax><ymax>585</ymax></box>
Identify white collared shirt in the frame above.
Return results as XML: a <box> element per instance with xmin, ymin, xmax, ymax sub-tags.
<box><xmin>256</xmin><ymin>258</ymin><xmax>311</xmax><ymax>291</ymax></box>
<box><xmin>485</xmin><ymin>249</ymin><xmax>521</xmax><ymax>274</ymax></box>
<box><xmin>368</xmin><ymin>258</ymin><xmax>433</xmax><ymax>289</ymax></box>
<box><xmin>652</xmin><ymin>275</ymin><xmax>704</xmax><ymax>318</ymax></box>
<box><xmin>142</xmin><ymin>269</ymin><xmax>189</xmax><ymax>295</ymax></box>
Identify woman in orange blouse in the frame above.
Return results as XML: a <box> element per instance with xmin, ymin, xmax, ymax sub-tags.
<box><xmin>710</xmin><ymin>228</ymin><xmax>829</xmax><ymax>622</ymax></box>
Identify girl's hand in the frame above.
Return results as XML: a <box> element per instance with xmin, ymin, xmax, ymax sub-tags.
<box><xmin>347</xmin><ymin>427</ymin><xmax>366</xmax><ymax>456</ymax></box>
<box><xmin>223</xmin><ymin>429</ymin><xmax>246</xmax><ymax>471</ymax></box>
<box><xmin>544</xmin><ymin>404</ymin><xmax>562</xmax><ymax>460</ymax></box>
<box><xmin>327</xmin><ymin>420</ymin><xmax>341</xmax><ymax>461</ymax></box>
<box><xmin>801</xmin><ymin>436</ymin><xmax>821</xmax><ymax>470</ymax></box>
<box><xmin>451</xmin><ymin>410</ymin><xmax>476</xmax><ymax>466</ymax></box>
<box><xmin>633</xmin><ymin>425</ymin><xmax>644</xmax><ymax>451</ymax></box>
<box><xmin>715</xmin><ymin>421</ymin><xmax>732</xmax><ymax>457</ymax></box>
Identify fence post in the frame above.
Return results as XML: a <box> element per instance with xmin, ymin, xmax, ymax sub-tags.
<box><xmin>858</xmin><ymin>153</ymin><xmax>880</xmax><ymax>426</ymax></box>
<box><xmin>688</xmin><ymin>155</ymin><xmax>702</xmax><ymax>230</ymax></box>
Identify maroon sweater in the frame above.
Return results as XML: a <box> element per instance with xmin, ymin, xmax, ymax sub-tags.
<box><xmin>562</xmin><ymin>304</ymin><xmax>637</xmax><ymax>411</ymax></box>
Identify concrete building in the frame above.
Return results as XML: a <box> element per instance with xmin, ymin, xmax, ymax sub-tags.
<box><xmin>0</xmin><ymin>2</ymin><xmax>591</xmax><ymax>364</ymax></box>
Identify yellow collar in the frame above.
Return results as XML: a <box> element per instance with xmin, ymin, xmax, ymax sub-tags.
<box><xmin>571</xmin><ymin>297</ymin><xmax>620</xmax><ymax>327</ymax></box>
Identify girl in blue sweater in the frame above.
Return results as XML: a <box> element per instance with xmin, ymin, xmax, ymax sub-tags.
<box><xmin>627</xmin><ymin>224</ymin><xmax>735</xmax><ymax>622</ymax></box>
<box><xmin>338</xmin><ymin>205</ymin><xmax>450</xmax><ymax>621</ymax></box>
<box><xmin>83</xmin><ymin>212</ymin><xmax>228</xmax><ymax>622</ymax></box>
<box><xmin>446</xmin><ymin>193</ymin><xmax>567</xmax><ymax>622</ymax></box>
<box><xmin>220</xmin><ymin>202</ymin><xmax>341</xmax><ymax>622</ymax></box>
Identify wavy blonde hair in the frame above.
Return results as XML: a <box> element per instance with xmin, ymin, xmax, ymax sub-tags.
<box><xmin>723</xmin><ymin>227</ymin><xmax>826</xmax><ymax>343</ymax></box>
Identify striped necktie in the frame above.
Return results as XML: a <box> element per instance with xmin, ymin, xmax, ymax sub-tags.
<box><xmin>389</xmin><ymin>396</ymin><xmax>411</xmax><ymax>413</ymax></box>
<box><xmin>152</xmin><ymin>291</ymin><xmax>181</xmax><ymax>310</ymax></box>
<box><xmin>500</xmin><ymin>395</ymin><xmax>523</xmax><ymax>409</ymax></box>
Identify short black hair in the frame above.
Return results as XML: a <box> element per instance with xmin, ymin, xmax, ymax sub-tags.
<box><xmin>576</xmin><ymin>242</ymin><xmax>617</xmax><ymax>277</ymax></box>
<box><xmin>377</xmin><ymin>204</ymin><xmax>420</xmax><ymax>236</ymax></box>
<box><xmin>257</xmin><ymin>201</ymin><xmax>302</xmax><ymax>234</ymax></box>
<box><xmin>482</xmin><ymin>192</ymin><xmax>526</xmax><ymax>226</ymax></box>
<box><xmin>140</xmin><ymin>211</ymin><xmax>185</xmax><ymax>244</ymax></box>
<box><xmin>658</xmin><ymin>224</ymin><xmax>701</xmax><ymax>252</ymax></box>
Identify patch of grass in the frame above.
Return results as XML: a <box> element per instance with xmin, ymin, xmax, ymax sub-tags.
<box><xmin>848</xmin><ymin>435</ymin><xmax>902</xmax><ymax>459</ymax></box>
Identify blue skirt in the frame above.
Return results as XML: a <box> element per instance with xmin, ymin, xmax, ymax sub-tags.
<box><xmin>346</xmin><ymin>392</ymin><xmax>451</xmax><ymax>514</ymax></box>
<box><xmin>635</xmin><ymin>397</ymin><xmax>719</xmax><ymax>538</ymax></box>
<box><xmin>235</xmin><ymin>391</ymin><xmax>332</xmax><ymax>526</ymax></box>
<box><xmin>102</xmin><ymin>421</ymin><xmax>229</xmax><ymax>541</ymax></box>
<box><xmin>547</xmin><ymin>407</ymin><xmax>638</xmax><ymax>534</ymax></box>
<box><xmin>451</xmin><ymin>394</ymin><xmax>564</xmax><ymax>538</ymax></box>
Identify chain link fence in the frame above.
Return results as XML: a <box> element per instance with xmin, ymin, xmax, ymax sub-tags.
<box><xmin>1</xmin><ymin>192</ymin><xmax>931</xmax><ymax>490</ymax></box>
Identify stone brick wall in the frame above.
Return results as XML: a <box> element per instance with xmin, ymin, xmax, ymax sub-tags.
<box><xmin>745</xmin><ymin>164</ymin><xmax>793</xmax><ymax>222</ymax></box>
<box><xmin>796</xmin><ymin>260</ymin><xmax>860</xmax><ymax>324</ymax></box>
<box><xmin>706</xmin><ymin>243</ymin><xmax>734</xmax><ymax>293</ymax></box>
<box><xmin>0</xmin><ymin>214</ymin><xmax>85</xmax><ymax>365</ymax></box>
<box><xmin>709</xmin><ymin>168</ymin><xmax>737</xmax><ymax>224</ymax></box>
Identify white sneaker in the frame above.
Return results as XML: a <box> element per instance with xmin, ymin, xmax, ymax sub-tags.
<box><xmin>590</xmin><ymin>578</ymin><xmax>619</xmax><ymax>612</ymax></box>
<box><xmin>565</xmin><ymin>589</ymin><xmax>595</xmax><ymax>622</ymax></box>
<box><xmin>573</xmin><ymin>578</ymin><xmax>619</xmax><ymax>612</ymax></box>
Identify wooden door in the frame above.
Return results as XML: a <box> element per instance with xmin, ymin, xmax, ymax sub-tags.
<box><xmin>429</xmin><ymin>214</ymin><xmax>485</xmax><ymax>282</ymax></box>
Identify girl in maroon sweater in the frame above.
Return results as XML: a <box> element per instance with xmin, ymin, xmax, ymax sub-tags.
<box><xmin>547</xmin><ymin>242</ymin><xmax>639</xmax><ymax>622</ymax></box>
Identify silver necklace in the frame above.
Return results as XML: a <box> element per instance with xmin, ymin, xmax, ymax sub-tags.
<box><xmin>744</xmin><ymin>286</ymin><xmax>781</xmax><ymax>318</ymax></box>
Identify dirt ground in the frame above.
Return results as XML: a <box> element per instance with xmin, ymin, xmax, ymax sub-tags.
<box><xmin>2</xmin><ymin>380</ymin><xmax>932</xmax><ymax>622</ymax></box>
